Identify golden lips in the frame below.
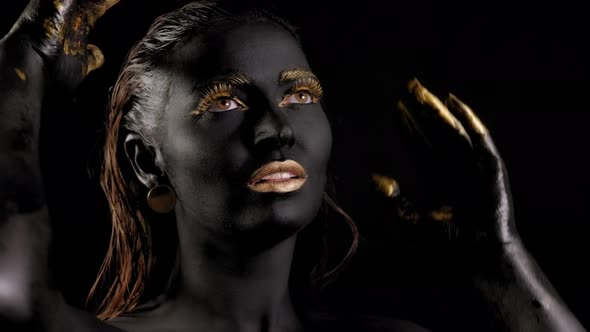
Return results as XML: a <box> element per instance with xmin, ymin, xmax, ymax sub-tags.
<box><xmin>247</xmin><ymin>160</ymin><xmax>307</xmax><ymax>193</ymax></box>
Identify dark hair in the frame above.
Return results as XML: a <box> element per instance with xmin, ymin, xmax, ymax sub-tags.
<box><xmin>89</xmin><ymin>1</ymin><xmax>358</xmax><ymax>320</ymax></box>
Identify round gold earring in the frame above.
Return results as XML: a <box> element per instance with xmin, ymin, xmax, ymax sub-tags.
<box><xmin>147</xmin><ymin>184</ymin><xmax>177</xmax><ymax>214</ymax></box>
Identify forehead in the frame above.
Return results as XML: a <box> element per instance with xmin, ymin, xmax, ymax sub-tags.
<box><xmin>168</xmin><ymin>21</ymin><xmax>311</xmax><ymax>84</ymax></box>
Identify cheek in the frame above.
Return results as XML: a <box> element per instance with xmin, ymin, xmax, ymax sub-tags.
<box><xmin>160</xmin><ymin>112</ymin><xmax>247</xmax><ymax>187</ymax></box>
<box><xmin>295</xmin><ymin>108</ymin><xmax>333</xmax><ymax>172</ymax></box>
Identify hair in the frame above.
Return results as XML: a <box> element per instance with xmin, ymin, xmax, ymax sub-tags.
<box><xmin>89</xmin><ymin>1</ymin><xmax>358</xmax><ymax>320</ymax></box>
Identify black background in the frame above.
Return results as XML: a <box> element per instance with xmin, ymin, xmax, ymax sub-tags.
<box><xmin>2</xmin><ymin>0</ymin><xmax>588</xmax><ymax>330</ymax></box>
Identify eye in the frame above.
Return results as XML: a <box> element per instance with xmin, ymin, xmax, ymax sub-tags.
<box><xmin>207</xmin><ymin>97</ymin><xmax>242</xmax><ymax>112</ymax></box>
<box><xmin>281</xmin><ymin>91</ymin><xmax>314</xmax><ymax>106</ymax></box>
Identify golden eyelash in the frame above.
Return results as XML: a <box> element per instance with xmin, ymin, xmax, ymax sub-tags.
<box><xmin>190</xmin><ymin>82</ymin><xmax>247</xmax><ymax>116</ymax></box>
<box><xmin>285</xmin><ymin>77</ymin><xmax>324</xmax><ymax>103</ymax></box>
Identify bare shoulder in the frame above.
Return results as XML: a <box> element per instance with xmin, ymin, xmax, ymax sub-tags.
<box><xmin>47</xmin><ymin>301</ymin><xmax>125</xmax><ymax>332</ymax></box>
<box><xmin>308</xmin><ymin>312</ymin><xmax>431</xmax><ymax>332</ymax></box>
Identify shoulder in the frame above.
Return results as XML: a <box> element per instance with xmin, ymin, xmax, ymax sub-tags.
<box><xmin>48</xmin><ymin>302</ymin><xmax>125</xmax><ymax>332</ymax></box>
<box><xmin>308</xmin><ymin>312</ymin><xmax>431</xmax><ymax>332</ymax></box>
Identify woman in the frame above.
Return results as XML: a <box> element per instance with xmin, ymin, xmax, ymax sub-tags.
<box><xmin>0</xmin><ymin>0</ymin><xmax>585</xmax><ymax>331</ymax></box>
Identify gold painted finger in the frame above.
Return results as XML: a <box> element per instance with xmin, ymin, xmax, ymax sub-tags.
<box><xmin>84</xmin><ymin>44</ymin><xmax>105</xmax><ymax>75</ymax></box>
<box><xmin>407</xmin><ymin>78</ymin><xmax>472</xmax><ymax>145</ymax></box>
<box><xmin>446</xmin><ymin>94</ymin><xmax>488</xmax><ymax>136</ymax></box>
<box><xmin>372</xmin><ymin>174</ymin><xmax>401</xmax><ymax>198</ymax></box>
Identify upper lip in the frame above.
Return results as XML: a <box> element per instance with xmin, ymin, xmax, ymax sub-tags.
<box><xmin>248</xmin><ymin>160</ymin><xmax>307</xmax><ymax>185</ymax></box>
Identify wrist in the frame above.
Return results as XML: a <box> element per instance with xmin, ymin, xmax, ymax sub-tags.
<box><xmin>465</xmin><ymin>231</ymin><xmax>524</xmax><ymax>283</ymax></box>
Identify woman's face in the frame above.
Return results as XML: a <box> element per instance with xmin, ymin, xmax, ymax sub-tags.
<box><xmin>154</xmin><ymin>20</ymin><xmax>332</xmax><ymax>247</ymax></box>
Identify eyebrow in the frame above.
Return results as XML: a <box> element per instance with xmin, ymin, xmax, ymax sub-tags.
<box><xmin>279</xmin><ymin>69</ymin><xmax>318</xmax><ymax>83</ymax></box>
<box><xmin>194</xmin><ymin>72</ymin><xmax>251</xmax><ymax>91</ymax></box>
<box><xmin>193</xmin><ymin>70</ymin><xmax>320</xmax><ymax>93</ymax></box>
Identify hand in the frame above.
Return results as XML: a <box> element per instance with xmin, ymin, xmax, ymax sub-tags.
<box><xmin>375</xmin><ymin>79</ymin><xmax>519</xmax><ymax>266</ymax></box>
<box><xmin>377</xmin><ymin>79</ymin><xmax>587</xmax><ymax>332</ymax></box>
<box><xmin>9</xmin><ymin>0</ymin><xmax>120</xmax><ymax>89</ymax></box>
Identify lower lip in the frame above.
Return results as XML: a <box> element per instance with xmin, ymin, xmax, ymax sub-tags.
<box><xmin>247</xmin><ymin>177</ymin><xmax>307</xmax><ymax>193</ymax></box>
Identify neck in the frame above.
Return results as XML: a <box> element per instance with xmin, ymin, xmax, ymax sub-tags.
<box><xmin>166</xmin><ymin>214</ymin><xmax>303</xmax><ymax>332</ymax></box>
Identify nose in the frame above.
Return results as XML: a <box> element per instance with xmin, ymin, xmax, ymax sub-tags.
<box><xmin>253</xmin><ymin>108</ymin><xmax>295</xmax><ymax>151</ymax></box>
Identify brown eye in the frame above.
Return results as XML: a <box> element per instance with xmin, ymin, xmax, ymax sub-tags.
<box><xmin>216</xmin><ymin>98</ymin><xmax>232</xmax><ymax>110</ymax></box>
<box><xmin>208</xmin><ymin>97</ymin><xmax>242</xmax><ymax>112</ymax></box>
<box><xmin>281</xmin><ymin>91</ymin><xmax>314</xmax><ymax>106</ymax></box>
<box><xmin>294</xmin><ymin>91</ymin><xmax>310</xmax><ymax>103</ymax></box>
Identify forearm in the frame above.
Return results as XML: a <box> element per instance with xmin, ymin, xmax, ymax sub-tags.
<box><xmin>474</xmin><ymin>238</ymin><xmax>585</xmax><ymax>332</ymax></box>
<box><xmin>0</xmin><ymin>0</ymin><xmax>115</xmax><ymax>327</ymax></box>
<box><xmin>0</xmin><ymin>31</ymin><xmax>46</xmax><ymax>194</ymax></box>
<box><xmin>0</xmin><ymin>23</ymin><xmax>51</xmax><ymax>325</ymax></box>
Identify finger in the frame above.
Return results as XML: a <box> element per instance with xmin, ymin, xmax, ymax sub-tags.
<box><xmin>396</xmin><ymin>99</ymin><xmax>431</xmax><ymax>146</ymax></box>
<box><xmin>404</xmin><ymin>78</ymin><xmax>473</xmax><ymax>147</ymax></box>
<box><xmin>84</xmin><ymin>43</ymin><xmax>104</xmax><ymax>75</ymax></box>
<box><xmin>85</xmin><ymin>0</ymin><xmax>121</xmax><ymax>22</ymax></box>
<box><xmin>371</xmin><ymin>174</ymin><xmax>401</xmax><ymax>198</ymax></box>
<box><xmin>70</xmin><ymin>0</ymin><xmax>120</xmax><ymax>29</ymax></box>
<box><xmin>92</xmin><ymin>0</ymin><xmax>121</xmax><ymax>20</ymax></box>
<box><xmin>445</xmin><ymin>94</ymin><xmax>500</xmax><ymax>158</ymax></box>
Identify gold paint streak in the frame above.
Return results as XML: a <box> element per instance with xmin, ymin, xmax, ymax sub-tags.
<box><xmin>53</xmin><ymin>0</ymin><xmax>64</xmax><ymax>11</ymax></box>
<box><xmin>397</xmin><ymin>100</ymin><xmax>430</xmax><ymax>146</ymax></box>
<box><xmin>43</xmin><ymin>18</ymin><xmax>56</xmax><ymax>39</ymax></box>
<box><xmin>398</xmin><ymin>208</ymin><xmax>419</xmax><ymax>224</ymax></box>
<box><xmin>93</xmin><ymin>0</ymin><xmax>121</xmax><ymax>18</ymax></box>
<box><xmin>64</xmin><ymin>39</ymin><xmax>85</xmax><ymax>56</ymax></box>
<box><xmin>407</xmin><ymin>79</ymin><xmax>471</xmax><ymax>141</ymax></box>
<box><xmin>85</xmin><ymin>44</ymin><xmax>105</xmax><ymax>75</ymax></box>
<box><xmin>372</xmin><ymin>174</ymin><xmax>400</xmax><ymax>198</ymax></box>
<box><xmin>14</xmin><ymin>68</ymin><xmax>26</xmax><ymax>81</ymax></box>
<box><xmin>429</xmin><ymin>206</ymin><xmax>453</xmax><ymax>222</ymax></box>
<box><xmin>449</xmin><ymin>94</ymin><xmax>488</xmax><ymax>135</ymax></box>
<box><xmin>72</xmin><ymin>15</ymin><xmax>83</xmax><ymax>32</ymax></box>
<box><xmin>397</xmin><ymin>100</ymin><xmax>418</xmax><ymax>132</ymax></box>
<box><xmin>43</xmin><ymin>16</ymin><xmax>65</xmax><ymax>43</ymax></box>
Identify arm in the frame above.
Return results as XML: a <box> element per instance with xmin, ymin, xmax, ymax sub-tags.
<box><xmin>0</xmin><ymin>15</ymin><xmax>50</xmax><ymax>324</ymax></box>
<box><xmin>386</xmin><ymin>79</ymin><xmax>585</xmax><ymax>331</ymax></box>
<box><xmin>474</xmin><ymin>236</ymin><xmax>584</xmax><ymax>331</ymax></box>
<box><xmin>0</xmin><ymin>0</ymin><xmax>117</xmax><ymax>328</ymax></box>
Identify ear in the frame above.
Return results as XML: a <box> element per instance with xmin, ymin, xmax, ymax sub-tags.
<box><xmin>124</xmin><ymin>132</ymin><xmax>163</xmax><ymax>189</ymax></box>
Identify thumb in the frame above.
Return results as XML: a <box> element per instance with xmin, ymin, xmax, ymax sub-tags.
<box><xmin>84</xmin><ymin>43</ymin><xmax>104</xmax><ymax>76</ymax></box>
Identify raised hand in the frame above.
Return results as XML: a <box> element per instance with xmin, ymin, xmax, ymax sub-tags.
<box><xmin>374</xmin><ymin>79</ymin><xmax>585</xmax><ymax>331</ymax></box>
<box><xmin>391</xmin><ymin>79</ymin><xmax>516</xmax><ymax>249</ymax></box>
<box><xmin>9</xmin><ymin>0</ymin><xmax>120</xmax><ymax>88</ymax></box>
<box><xmin>0</xmin><ymin>0</ymin><xmax>119</xmax><ymax>326</ymax></box>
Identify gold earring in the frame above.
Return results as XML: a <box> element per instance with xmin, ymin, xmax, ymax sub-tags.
<box><xmin>147</xmin><ymin>184</ymin><xmax>177</xmax><ymax>214</ymax></box>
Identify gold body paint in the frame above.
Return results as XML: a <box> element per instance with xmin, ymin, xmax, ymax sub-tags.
<box><xmin>14</xmin><ymin>68</ymin><xmax>27</xmax><ymax>81</ymax></box>
<box><xmin>448</xmin><ymin>94</ymin><xmax>488</xmax><ymax>136</ymax></box>
<box><xmin>407</xmin><ymin>79</ymin><xmax>471</xmax><ymax>142</ymax></box>
<box><xmin>372</xmin><ymin>174</ymin><xmax>401</xmax><ymax>198</ymax></box>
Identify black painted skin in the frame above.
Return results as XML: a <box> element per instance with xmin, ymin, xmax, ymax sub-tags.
<box><xmin>0</xmin><ymin>1</ymin><xmax>585</xmax><ymax>332</ymax></box>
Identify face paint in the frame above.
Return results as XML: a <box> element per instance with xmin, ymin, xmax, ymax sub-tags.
<box><xmin>154</xmin><ymin>20</ymin><xmax>332</xmax><ymax>245</ymax></box>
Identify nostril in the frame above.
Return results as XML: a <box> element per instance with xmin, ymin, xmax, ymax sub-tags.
<box><xmin>252</xmin><ymin>110</ymin><xmax>295</xmax><ymax>150</ymax></box>
<box><xmin>254</xmin><ymin>129</ymin><xmax>277</xmax><ymax>147</ymax></box>
<box><xmin>279</xmin><ymin>127</ymin><xmax>295</xmax><ymax>147</ymax></box>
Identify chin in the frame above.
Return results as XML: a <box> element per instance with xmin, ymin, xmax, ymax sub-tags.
<box><xmin>231</xmin><ymin>188</ymin><xmax>324</xmax><ymax>251</ymax></box>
